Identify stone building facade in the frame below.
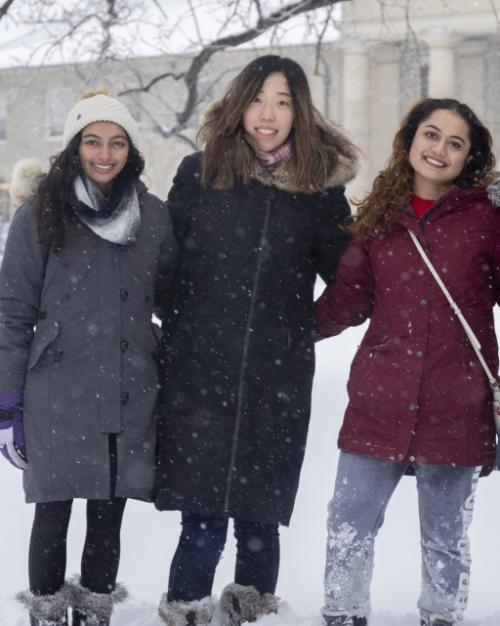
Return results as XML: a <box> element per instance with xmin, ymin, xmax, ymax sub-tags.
<box><xmin>0</xmin><ymin>45</ymin><xmax>341</xmax><ymax>210</ymax></box>
<box><xmin>0</xmin><ymin>0</ymin><xmax>499</xmax><ymax>214</ymax></box>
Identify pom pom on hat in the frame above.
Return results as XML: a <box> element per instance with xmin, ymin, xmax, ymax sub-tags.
<box><xmin>62</xmin><ymin>94</ymin><xmax>141</xmax><ymax>151</ymax></box>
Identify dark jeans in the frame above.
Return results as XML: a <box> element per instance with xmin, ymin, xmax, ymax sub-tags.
<box><xmin>168</xmin><ymin>512</ymin><xmax>280</xmax><ymax>602</ymax></box>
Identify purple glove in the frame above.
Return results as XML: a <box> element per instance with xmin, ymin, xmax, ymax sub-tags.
<box><xmin>0</xmin><ymin>391</ymin><xmax>28</xmax><ymax>470</ymax></box>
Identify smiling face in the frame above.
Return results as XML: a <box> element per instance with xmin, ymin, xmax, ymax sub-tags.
<box><xmin>409</xmin><ymin>108</ymin><xmax>472</xmax><ymax>199</ymax></box>
<box><xmin>78</xmin><ymin>121</ymin><xmax>130</xmax><ymax>193</ymax></box>
<box><xmin>243</xmin><ymin>71</ymin><xmax>294</xmax><ymax>153</ymax></box>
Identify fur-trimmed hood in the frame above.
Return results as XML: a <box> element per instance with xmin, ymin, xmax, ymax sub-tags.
<box><xmin>252</xmin><ymin>120</ymin><xmax>359</xmax><ymax>193</ymax></box>
<box><xmin>201</xmin><ymin>98</ymin><xmax>359</xmax><ymax>193</ymax></box>
<box><xmin>9</xmin><ymin>157</ymin><xmax>149</xmax><ymax>210</ymax></box>
<box><xmin>9</xmin><ymin>158</ymin><xmax>44</xmax><ymax>208</ymax></box>
<box><xmin>322</xmin><ymin>121</ymin><xmax>360</xmax><ymax>187</ymax></box>
<box><xmin>487</xmin><ymin>175</ymin><xmax>500</xmax><ymax>207</ymax></box>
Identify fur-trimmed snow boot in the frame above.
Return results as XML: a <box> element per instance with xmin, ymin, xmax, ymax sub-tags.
<box><xmin>69</xmin><ymin>575</ymin><xmax>128</xmax><ymax>626</ymax></box>
<box><xmin>220</xmin><ymin>583</ymin><xmax>279</xmax><ymax>626</ymax></box>
<box><xmin>17</xmin><ymin>584</ymin><xmax>72</xmax><ymax>626</ymax></box>
<box><xmin>158</xmin><ymin>594</ymin><xmax>214</xmax><ymax>626</ymax></box>
<box><xmin>322</xmin><ymin>614</ymin><xmax>367</xmax><ymax>626</ymax></box>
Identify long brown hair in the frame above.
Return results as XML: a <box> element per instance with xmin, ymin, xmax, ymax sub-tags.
<box><xmin>199</xmin><ymin>54</ymin><xmax>358</xmax><ymax>192</ymax></box>
<box><xmin>352</xmin><ymin>98</ymin><xmax>496</xmax><ymax>240</ymax></box>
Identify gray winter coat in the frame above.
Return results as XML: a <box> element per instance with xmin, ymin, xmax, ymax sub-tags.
<box><xmin>0</xmin><ymin>185</ymin><xmax>178</xmax><ymax>503</ymax></box>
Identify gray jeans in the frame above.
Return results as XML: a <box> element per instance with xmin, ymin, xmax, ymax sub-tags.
<box><xmin>323</xmin><ymin>451</ymin><xmax>481</xmax><ymax>623</ymax></box>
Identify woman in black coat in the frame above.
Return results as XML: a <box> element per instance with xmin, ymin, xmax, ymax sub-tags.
<box><xmin>155</xmin><ymin>55</ymin><xmax>359</xmax><ymax>626</ymax></box>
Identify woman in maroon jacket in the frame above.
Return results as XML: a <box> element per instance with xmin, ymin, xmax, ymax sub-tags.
<box><xmin>315</xmin><ymin>98</ymin><xmax>499</xmax><ymax>626</ymax></box>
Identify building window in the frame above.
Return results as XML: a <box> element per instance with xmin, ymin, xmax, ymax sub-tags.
<box><xmin>0</xmin><ymin>95</ymin><xmax>6</xmax><ymax>140</ymax></box>
<box><xmin>47</xmin><ymin>88</ymin><xmax>74</xmax><ymax>137</ymax></box>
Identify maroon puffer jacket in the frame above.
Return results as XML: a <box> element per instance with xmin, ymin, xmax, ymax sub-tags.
<box><xmin>315</xmin><ymin>186</ymin><xmax>500</xmax><ymax>472</ymax></box>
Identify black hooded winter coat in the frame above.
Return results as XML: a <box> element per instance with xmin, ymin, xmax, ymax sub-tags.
<box><xmin>155</xmin><ymin>147</ymin><xmax>357</xmax><ymax>525</ymax></box>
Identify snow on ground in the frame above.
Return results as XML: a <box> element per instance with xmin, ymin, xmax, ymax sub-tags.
<box><xmin>1</xmin><ymin>278</ymin><xmax>500</xmax><ymax>624</ymax></box>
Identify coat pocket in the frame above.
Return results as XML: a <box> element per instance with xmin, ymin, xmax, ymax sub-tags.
<box><xmin>28</xmin><ymin>322</ymin><xmax>61</xmax><ymax>370</ymax></box>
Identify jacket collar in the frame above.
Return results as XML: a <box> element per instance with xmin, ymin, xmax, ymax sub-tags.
<box><xmin>396</xmin><ymin>185</ymin><xmax>490</xmax><ymax>230</ymax></box>
<box><xmin>252</xmin><ymin>132</ymin><xmax>358</xmax><ymax>193</ymax></box>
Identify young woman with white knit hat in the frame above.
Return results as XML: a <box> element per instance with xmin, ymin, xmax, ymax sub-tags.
<box><xmin>0</xmin><ymin>91</ymin><xmax>178</xmax><ymax>626</ymax></box>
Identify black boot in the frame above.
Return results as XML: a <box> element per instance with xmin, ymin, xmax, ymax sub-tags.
<box><xmin>420</xmin><ymin>619</ymin><xmax>454</xmax><ymax>626</ymax></box>
<box><xmin>17</xmin><ymin>585</ymin><xmax>71</xmax><ymax>626</ymax></box>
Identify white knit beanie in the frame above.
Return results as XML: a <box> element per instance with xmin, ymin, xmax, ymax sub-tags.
<box><xmin>62</xmin><ymin>94</ymin><xmax>141</xmax><ymax>151</ymax></box>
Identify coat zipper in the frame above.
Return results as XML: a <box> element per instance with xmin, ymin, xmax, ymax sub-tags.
<box><xmin>223</xmin><ymin>192</ymin><xmax>274</xmax><ymax>514</ymax></box>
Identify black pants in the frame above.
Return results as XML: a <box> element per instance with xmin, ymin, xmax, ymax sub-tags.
<box><xmin>29</xmin><ymin>435</ymin><xmax>126</xmax><ymax>596</ymax></box>
<box><xmin>168</xmin><ymin>512</ymin><xmax>280</xmax><ymax>602</ymax></box>
<box><xmin>29</xmin><ymin>497</ymin><xmax>127</xmax><ymax>595</ymax></box>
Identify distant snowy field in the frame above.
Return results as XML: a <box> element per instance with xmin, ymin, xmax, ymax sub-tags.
<box><xmin>1</xmin><ymin>219</ymin><xmax>499</xmax><ymax>625</ymax></box>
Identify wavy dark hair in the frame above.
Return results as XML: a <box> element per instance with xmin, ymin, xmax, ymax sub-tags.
<box><xmin>199</xmin><ymin>54</ymin><xmax>358</xmax><ymax>191</ymax></box>
<box><xmin>352</xmin><ymin>97</ymin><xmax>496</xmax><ymax>239</ymax></box>
<box><xmin>36</xmin><ymin>131</ymin><xmax>145</xmax><ymax>251</ymax></box>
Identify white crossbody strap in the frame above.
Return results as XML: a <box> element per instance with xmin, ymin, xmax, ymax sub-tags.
<box><xmin>407</xmin><ymin>228</ymin><xmax>498</xmax><ymax>388</ymax></box>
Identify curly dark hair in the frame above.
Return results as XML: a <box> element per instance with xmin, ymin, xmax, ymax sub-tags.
<box><xmin>352</xmin><ymin>97</ymin><xmax>496</xmax><ymax>240</ymax></box>
<box><xmin>36</xmin><ymin>131</ymin><xmax>144</xmax><ymax>251</ymax></box>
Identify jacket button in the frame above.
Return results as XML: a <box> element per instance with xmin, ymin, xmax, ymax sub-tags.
<box><xmin>53</xmin><ymin>349</ymin><xmax>63</xmax><ymax>363</ymax></box>
<box><xmin>121</xmin><ymin>339</ymin><xmax>129</xmax><ymax>352</ymax></box>
<box><xmin>63</xmin><ymin>293</ymin><xmax>71</xmax><ymax>301</ymax></box>
<box><xmin>38</xmin><ymin>310</ymin><xmax>47</xmax><ymax>320</ymax></box>
<box><xmin>121</xmin><ymin>392</ymin><xmax>130</xmax><ymax>405</ymax></box>
<box><xmin>120</xmin><ymin>288</ymin><xmax>129</xmax><ymax>301</ymax></box>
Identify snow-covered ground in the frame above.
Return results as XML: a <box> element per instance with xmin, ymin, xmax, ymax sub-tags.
<box><xmin>2</xmin><ymin>325</ymin><xmax>500</xmax><ymax>625</ymax></box>
<box><xmin>1</xmin><ymin>213</ymin><xmax>499</xmax><ymax>625</ymax></box>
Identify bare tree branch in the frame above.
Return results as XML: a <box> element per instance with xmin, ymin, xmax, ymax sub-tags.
<box><xmin>176</xmin><ymin>0</ymin><xmax>347</xmax><ymax>129</ymax></box>
<box><xmin>489</xmin><ymin>0</ymin><xmax>500</xmax><ymax>31</ymax></box>
<box><xmin>187</xmin><ymin>0</ymin><xmax>204</xmax><ymax>46</ymax></box>
<box><xmin>20</xmin><ymin>14</ymin><xmax>100</xmax><ymax>68</ymax></box>
<box><xmin>253</xmin><ymin>0</ymin><xmax>264</xmax><ymax>22</ymax></box>
<box><xmin>99</xmin><ymin>0</ymin><xmax>118</xmax><ymax>60</ymax></box>
<box><xmin>313</xmin><ymin>3</ymin><xmax>336</xmax><ymax>74</ymax></box>
<box><xmin>0</xmin><ymin>0</ymin><xmax>16</xmax><ymax>22</ymax></box>
<box><xmin>5</xmin><ymin>0</ymin><xmax>348</xmax><ymax>140</ymax></box>
<box><xmin>119</xmin><ymin>70</ymin><xmax>185</xmax><ymax>95</ymax></box>
<box><xmin>375</xmin><ymin>0</ymin><xmax>389</xmax><ymax>32</ymax></box>
<box><xmin>151</xmin><ymin>0</ymin><xmax>168</xmax><ymax>21</ymax></box>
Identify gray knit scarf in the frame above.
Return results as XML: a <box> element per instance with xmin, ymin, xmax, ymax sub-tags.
<box><xmin>72</xmin><ymin>175</ymin><xmax>141</xmax><ymax>245</ymax></box>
